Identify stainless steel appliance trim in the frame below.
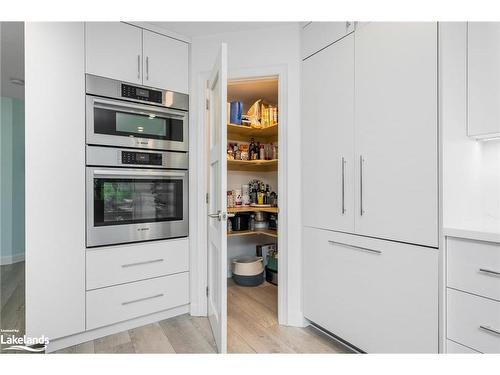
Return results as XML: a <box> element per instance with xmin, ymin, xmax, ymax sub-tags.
<box><xmin>86</xmin><ymin>166</ymin><xmax>189</xmax><ymax>247</ymax></box>
<box><xmin>85</xmin><ymin>74</ymin><xmax>189</xmax><ymax>111</ymax></box>
<box><xmin>93</xmin><ymin>169</ymin><xmax>186</xmax><ymax>178</ymax></box>
<box><xmin>479</xmin><ymin>325</ymin><xmax>500</xmax><ymax>336</ymax></box>
<box><xmin>341</xmin><ymin>156</ymin><xmax>346</xmax><ymax>215</ymax></box>
<box><xmin>328</xmin><ymin>240</ymin><xmax>382</xmax><ymax>255</ymax></box>
<box><xmin>86</xmin><ymin>95</ymin><xmax>189</xmax><ymax>152</ymax></box>
<box><xmin>479</xmin><ymin>268</ymin><xmax>500</xmax><ymax>277</ymax></box>
<box><xmin>121</xmin><ymin>293</ymin><xmax>164</xmax><ymax>306</ymax></box>
<box><xmin>121</xmin><ymin>258</ymin><xmax>164</xmax><ymax>268</ymax></box>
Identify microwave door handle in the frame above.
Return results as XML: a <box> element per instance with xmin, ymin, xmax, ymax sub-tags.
<box><xmin>93</xmin><ymin>169</ymin><xmax>186</xmax><ymax>178</ymax></box>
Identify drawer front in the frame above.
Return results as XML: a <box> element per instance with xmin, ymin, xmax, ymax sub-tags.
<box><xmin>86</xmin><ymin>272</ymin><xmax>189</xmax><ymax>330</ymax></box>
<box><xmin>447</xmin><ymin>237</ymin><xmax>500</xmax><ymax>301</ymax></box>
<box><xmin>446</xmin><ymin>340</ymin><xmax>480</xmax><ymax>353</ymax></box>
<box><xmin>447</xmin><ymin>288</ymin><xmax>500</xmax><ymax>353</ymax></box>
<box><xmin>303</xmin><ymin>227</ymin><xmax>438</xmax><ymax>353</ymax></box>
<box><xmin>86</xmin><ymin>238</ymin><xmax>188</xmax><ymax>290</ymax></box>
<box><xmin>301</xmin><ymin>22</ymin><xmax>354</xmax><ymax>59</ymax></box>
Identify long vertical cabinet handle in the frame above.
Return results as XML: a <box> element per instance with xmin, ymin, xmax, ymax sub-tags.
<box><xmin>146</xmin><ymin>56</ymin><xmax>149</xmax><ymax>80</ymax></box>
<box><xmin>341</xmin><ymin>157</ymin><xmax>346</xmax><ymax>215</ymax></box>
<box><xmin>360</xmin><ymin>155</ymin><xmax>365</xmax><ymax>216</ymax></box>
<box><xmin>137</xmin><ymin>55</ymin><xmax>141</xmax><ymax>79</ymax></box>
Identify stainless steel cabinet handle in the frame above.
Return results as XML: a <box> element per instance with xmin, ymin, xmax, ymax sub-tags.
<box><xmin>360</xmin><ymin>155</ymin><xmax>365</xmax><ymax>216</ymax></box>
<box><xmin>122</xmin><ymin>293</ymin><xmax>164</xmax><ymax>306</ymax></box>
<box><xmin>122</xmin><ymin>258</ymin><xmax>164</xmax><ymax>268</ymax></box>
<box><xmin>479</xmin><ymin>268</ymin><xmax>500</xmax><ymax>277</ymax></box>
<box><xmin>137</xmin><ymin>55</ymin><xmax>141</xmax><ymax>79</ymax></box>
<box><xmin>341</xmin><ymin>157</ymin><xmax>346</xmax><ymax>215</ymax></box>
<box><xmin>479</xmin><ymin>325</ymin><xmax>500</xmax><ymax>336</ymax></box>
<box><xmin>146</xmin><ymin>56</ymin><xmax>149</xmax><ymax>80</ymax></box>
<box><xmin>328</xmin><ymin>240</ymin><xmax>382</xmax><ymax>255</ymax></box>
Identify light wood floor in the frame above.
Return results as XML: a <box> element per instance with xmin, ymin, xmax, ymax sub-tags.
<box><xmin>1</xmin><ymin>264</ymin><xmax>349</xmax><ymax>354</ymax></box>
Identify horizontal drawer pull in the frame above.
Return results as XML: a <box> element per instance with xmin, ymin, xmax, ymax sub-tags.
<box><xmin>122</xmin><ymin>293</ymin><xmax>164</xmax><ymax>306</ymax></box>
<box><xmin>328</xmin><ymin>240</ymin><xmax>382</xmax><ymax>255</ymax></box>
<box><xmin>479</xmin><ymin>268</ymin><xmax>500</xmax><ymax>277</ymax></box>
<box><xmin>479</xmin><ymin>325</ymin><xmax>500</xmax><ymax>337</ymax></box>
<box><xmin>121</xmin><ymin>258</ymin><xmax>165</xmax><ymax>268</ymax></box>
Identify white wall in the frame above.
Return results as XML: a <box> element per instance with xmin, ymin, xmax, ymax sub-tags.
<box><xmin>440</xmin><ymin>22</ymin><xmax>500</xmax><ymax>233</ymax></box>
<box><xmin>189</xmin><ymin>24</ymin><xmax>304</xmax><ymax>325</ymax></box>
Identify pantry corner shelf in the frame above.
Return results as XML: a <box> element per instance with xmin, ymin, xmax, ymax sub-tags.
<box><xmin>227</xmin><ymin>229</ymin><xmax>278</xmax><ymax>239</ymax></box>
<box><xmin>227</xmin><ymin>159</ymin><xmax>278</xmax><ymax>172</ymax></box>
<box><xmin>227</xmin><ymin>123</ymin><xmax>278</xmax><ymax>142</ymax></box>
<box><xmin>228</xmin><ymin>206</ymin><xmax>279</xmax><ymax>214</ymax></box>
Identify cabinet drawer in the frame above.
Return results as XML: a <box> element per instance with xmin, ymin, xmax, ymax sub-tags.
<box><xmin>86</xmin><ymin>272</ymin><xmax>189</xmax><ymax>330</ymax></box>
<box><xmin>301</xmin><ymin>22</ymin><xmax>354</xmax><ymax>59</ymax></box>
<box><xmin>447</xmin><ymin>237</ymin><xmax>500</xmax><ymax>301</ymax></box>
<box><xmin>447</xmin><ymin>288</ymin><xmax>500</xmax><ymax>353</ymax></box>
<box><xmin>446</xmin><ymin>340</ymin><xmax>480</xmax><ymax>353</ymax></box>
<box><xmin>303</xmin><ymin>227</ymin><xmax>438</xmax><ymax>353</ymax></box>
<box><xmin>86</xmin><ymin>238</ymin><xmax>188</xmax><ymax>290</ymax></box>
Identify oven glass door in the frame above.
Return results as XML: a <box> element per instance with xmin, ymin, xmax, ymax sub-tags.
<box><xmin>87</xmin><ymin>96</ymin><xmax>188</xmax><ymax>151</ymax></box>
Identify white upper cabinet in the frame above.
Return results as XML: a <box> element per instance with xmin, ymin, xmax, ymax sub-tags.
<box><xmin>302</xmin><ymin>34</ymin><xmax>355</xmax><ymax>233</ymax></box>
<box><xmin>85</xmin><ymin>22</ymin><xmax>143</xmax><ymax>84</ymax></box>
<box><xmin>354</xmin><ymin>22</ymin><xmax>438</xmax><ymax>247</ymax></box>
<box><xmin>301</xmin><ymin>22</ymin><xmax>355</xmax><ymax>59</ymax></box>
<box><xmin>86</xmin><ymin>23</ymin><xmax>189</xmax><ymax>93</ymax></box>
<box><xmin>468</xmin><ymin>22</ymin><xmax>500</xmax><ymax>139</ymax></box>
<box><xmin>143</xmin><ymin>30</ymin><xmax>189</xmax><ymax>94</ymax></box>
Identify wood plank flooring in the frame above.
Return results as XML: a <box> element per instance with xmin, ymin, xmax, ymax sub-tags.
<box><xmin>1</xmin><ymin>263</ymin><xmax>350</xmax><ymax>354</ymax></box>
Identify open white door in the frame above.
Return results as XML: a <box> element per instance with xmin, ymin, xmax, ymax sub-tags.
<box><xmin>206</xmin><ymin>43</ymin><xmax>228</xmax><ymax>353</ymax></box>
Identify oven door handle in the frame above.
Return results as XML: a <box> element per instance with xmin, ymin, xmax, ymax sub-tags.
<box><xmin>92</xmin><ymin>97</ymin><xmax>187</xmax><ymax>119</ymax></box>
<box><xmin>93</xmin><ymin>169</ymin><xmax>187</xmax><ymax>178</ymax></box>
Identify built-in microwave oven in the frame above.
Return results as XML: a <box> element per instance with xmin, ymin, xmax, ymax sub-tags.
<box><xmin>86</xmin><ymin>74</ymin><xmax>189</xmax><ymax>152</ymax></box>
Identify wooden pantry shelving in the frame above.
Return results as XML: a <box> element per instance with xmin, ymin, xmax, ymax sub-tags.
<box><xmin>228</xmin><ymin>206</ymin><xmax>279</xmax><ymax>214</ymax></box>
<box><xmin>227</xmin><ymin>229</ymin><xmax>278</xmax><ymax>239</ymax></box>
<box><xmin>227</xmin><ymin>123</ymin><xmax>278</xmax><ymax>142</ymax></box>
<box><xmin>227</xmin><ymin>159</ymin><xmax>278</xmax><ymax>172</ymax></box>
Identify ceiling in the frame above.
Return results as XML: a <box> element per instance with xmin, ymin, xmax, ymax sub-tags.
<box><xmin>150</xmin><ymin>22</ymin><xmax>295</xmax><ymax>38</ymax></box>
<box><xmin>1</xmin><ymin>22</ymin><xmax>24</xmax><ymax>100</ymax></box>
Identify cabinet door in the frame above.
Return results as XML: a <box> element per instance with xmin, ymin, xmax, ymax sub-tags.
<box><xmin>85</xmin><ymin>22</ymin><xmax>142</xmax><ymax>84</ymax></box>
<box><xmin>143</xmin><ymin>30</ymin><xmax>189</xmax><ymax>93</ymax></box>
<box><xmin>302</xmin><ymin>34</ymin><xmax>355</xmax><ymax>233</ymax></box>
<box><xmin>301</xmin><ymin>22</ymin><xmax>355</xmax><ymax>59</ymax></box>
<box><xmin>468</xmin><ymin>22</ymin><xmax>500</xmax><ymax>139</ymax></box>
<box><xmin>303</xmin><ymin>227</ymin><xmax>439</xmax><ymax>353</ymax></box>
<box><xmin>354</xmin><ymin>22</ymin><xmax>438</xmax><ymax>247</ymax></box>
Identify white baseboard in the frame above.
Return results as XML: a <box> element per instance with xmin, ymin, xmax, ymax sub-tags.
<box><xmin>0</xmin><ymin>253</ymin><xmax>25</xmax><ymax>266</ymax></box>
<box><xmin>45</xmin><ymin>304</ymin><xmax>189</xmax><ymax>353</ymax></box>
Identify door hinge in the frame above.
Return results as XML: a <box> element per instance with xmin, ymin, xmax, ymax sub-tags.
<box><xmin>206</xmin><ymin>99</ymin><xmax>210</xmax><ymax>110</ymax></box>
<box><xmin>206</xmin><ymin>193</ymin><xmax>209</xmax><ymax>204</ymax></box>
<box><xmin>206</xmin><ymin>286</ymin><xmax>209</xmax><ymax>297</ymax></box>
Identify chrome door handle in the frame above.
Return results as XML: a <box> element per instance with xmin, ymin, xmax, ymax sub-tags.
<box><xmin>146</xmin><ymin>56</ymin><xmax>149</xmax><ymax>80</ymax></box>
<box><xmin>359</xmin><ymin>155</ymin><xmax>365</xmax><ymax>216</ymax></box>
<box><xmin>122</xmin><ymin>258</ymin><xmax>164</xmax><ymax>268</ymax></box>
<box><xmin>341</xmin><ymin>156</ymin><xmax>346</xmax><ymax>215</ymax></box>
<box><xmin>122</xmin><ymin>293</ymin><xmax>164</xmax><ymax>306</ymax></box>
<box><xmin>328</xmin><ymin>240</ymin><xmax>382</xmax><ymax>255</ymax></box>
<box><xmin>208</xmin><ymin>210</ymin><xmax>222</xmax><ymax>220</ymax></box>
<box><xmin>479</xmin><ymin>268</ymin><xmax>500</xmax><ymax>277</ymax></box>
<box><xmin>479</xmin><ymin>325</ymin><xmax>500</xmax><ymax>336</ymax></box>
<box><xmin>137</xmin><ymin>55</ymin><xmax>141</xmax><ymax>79</ymax></box>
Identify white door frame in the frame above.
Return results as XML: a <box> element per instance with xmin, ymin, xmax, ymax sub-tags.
<box><xmin>190</xmin><ymin>64</ymin><xmax>291</xmax><ymax>326</ymax></box>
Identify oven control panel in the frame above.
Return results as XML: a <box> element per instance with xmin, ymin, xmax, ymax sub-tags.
<box><xmin>121</xmin><ymin>151</ymin><xmax>163</xmax><ymax>166</ymax></box>
<box><xmin>121</xmin><ymin>84</ymin><xmax>163</xmax><ymax>104</ymax></box>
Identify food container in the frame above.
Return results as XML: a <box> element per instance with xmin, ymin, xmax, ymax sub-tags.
<box><xmin>232</xmin><ymin>256</ymin><xmax>264</xmax><ymax>287</ymax></box>
<box><xmin>242</xmin><ymin>184</ymin><xmax>250</xmax><ymax>205</ymax></box>
<box><xmin>234</xmin><ymin>189</ymin><xmax>242</xmax><ymax>206</ymax></box>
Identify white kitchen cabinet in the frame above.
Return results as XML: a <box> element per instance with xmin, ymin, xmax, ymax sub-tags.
<box><xmin>85</xmin><ymin>22</ymin><xmax>143</xmax><ymax>84</ymax></box>
<box><xmin>354</xmin><ymin>22</ymin><xmax>438</xmax><ymax>247</ymax></box>
<box><xmin>303</xmin><ymin>226</ymin><xmax>439</xmax><ymax>353</ymax></box>
<box><xmin>143</xmin><ymin>30</ymin><xmax>189</xmax><ymax>93</ymax></box>
<box><xmin>467</xmin><ymin>22</ymin><xmax>500</xmax><ymax>139</ymax></box>
<box><xmin>301</xmin><ymin>22</ymin><xmax>355</xmax><ymax>59</ymax></box>
<box><xmin>302</xmin><ymin>34</ymin><xmax>355</xmax><ymax>233</ymax></box>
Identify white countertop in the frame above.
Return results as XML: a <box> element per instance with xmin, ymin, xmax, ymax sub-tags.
<box><xmin>444</xmin><ymin>226</ymin><xmax>500</xmax><ymax>243</ymax></box>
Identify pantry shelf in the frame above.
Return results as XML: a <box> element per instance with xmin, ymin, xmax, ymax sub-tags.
<box><xmin>227</xmin><ymin>123</ymin><xmax>278</xmax><ymax>142</ymax></box>
<box><xmin>227</xmin><ymin>159</ymin><xmax>278</xmax><ymax>172</ymax></box>
<box><xmin>227</xmin><ymin>229</ymin><xmax>278</xmax><ymax>239</ymax></box>
<box><xmin>228</xmin><ymin>206</ymin><xmax>279</xmax><ymax>214</ymax></box>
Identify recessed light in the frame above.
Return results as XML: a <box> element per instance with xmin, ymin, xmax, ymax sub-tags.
<box><xmin>9</xmin><ymin>78</ymin><xmax>24</xmax><ymax>86</ymax></box>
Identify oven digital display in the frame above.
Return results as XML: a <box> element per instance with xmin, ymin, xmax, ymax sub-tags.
<box><xmin>136</xmin><ymin>88</ymin><xmax>149</xmax><ymax>98</ymax></box>
<box><xmin>121</xmin><ymin>151</ymin><xmax>162</xmax><ymax>165</ymax></box>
